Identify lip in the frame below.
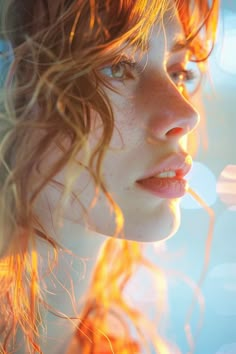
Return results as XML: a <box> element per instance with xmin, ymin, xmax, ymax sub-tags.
<box><xmin>136</xmin><ymin>152</ymin><xmax>192</xmax><ymax>198</ymax></box>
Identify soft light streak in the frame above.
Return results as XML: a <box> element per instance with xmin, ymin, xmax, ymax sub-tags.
<box><xmin>217</xmin><ymin>164</ymin><xmax>236</xmax><ymax>208</ymax></box>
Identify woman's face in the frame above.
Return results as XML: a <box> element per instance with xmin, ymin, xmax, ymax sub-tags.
<box><xmin>40</xmin><ymin>2</ymin><xmax>200</xmax><ymax>243</ymax></box>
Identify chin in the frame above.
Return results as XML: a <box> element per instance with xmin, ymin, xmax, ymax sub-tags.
<box><xmin>73</xmin><ymin>197</ymin><xmax>182</xmax><ymax>244</ymax></box>
<box><xmin>119</xmin><ymin>199</ymin><xmax>182</xmax><ymax>243</ymax></box>
<box><xmin>124</xmin><ymin>220</ymin><xmax>180</xmax><ymax>243</ymax></box>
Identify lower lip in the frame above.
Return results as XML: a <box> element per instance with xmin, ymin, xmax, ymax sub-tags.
<box><xmin>136</xmin><ymin>177</ymin><xmax>188</xmax><ymax>198</ymax></box>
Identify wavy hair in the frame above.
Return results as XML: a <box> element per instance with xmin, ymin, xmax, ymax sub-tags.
<box><xmin>0</xmin><ymin>0</ymin><xmax>219</xmax><ymax>353</ymax></box>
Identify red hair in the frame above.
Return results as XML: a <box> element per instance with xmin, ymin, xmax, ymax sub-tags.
<box><xmin>0</xmin><ymin>0</ymin><xmax>219</xmax><ymax>352</ymax></box>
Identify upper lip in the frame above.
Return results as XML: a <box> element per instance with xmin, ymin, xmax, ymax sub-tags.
<box><xmin>137</xmin><ymin>152</ymin><xmax>192</xmax><ymax>181</ymax></box>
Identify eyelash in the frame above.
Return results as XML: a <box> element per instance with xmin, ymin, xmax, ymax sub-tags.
<box><xmin>100</xmin><ymin>58</ymin><xmax>143</xmax><ymax>81</ymax></box>
<box><xmin>170</xmin><ymin>69</ymin><xmax>196</xmax><ymax>83</ymax></box>
<box><xmin>170</xmin><ymin>68</ymin><xmax>200</xmax><ymax>94</ymax></box>
<box><xmin>100</xmin><ymin>58</ymin><xmax>200</xmax><ymax>95</ymax></box>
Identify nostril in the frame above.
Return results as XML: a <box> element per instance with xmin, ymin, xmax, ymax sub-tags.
<box><xmin>166</xmin><ymin>127</ymin><xmax>184</xmax><ymax>136</ymax></box>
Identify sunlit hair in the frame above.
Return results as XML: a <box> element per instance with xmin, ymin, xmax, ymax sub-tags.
<box><xmin>0</xmin><ymin>0</ymin><xmax>219</xmax><ymax>353</ymax></box>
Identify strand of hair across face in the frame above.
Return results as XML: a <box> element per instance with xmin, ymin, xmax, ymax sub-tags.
<box><xmin>184</xmin><ymin>187</ymin><xmax>215</xmax><ymax>354</ymax></box>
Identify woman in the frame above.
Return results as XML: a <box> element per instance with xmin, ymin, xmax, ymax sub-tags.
<box><xmin>0</xmin><ymin>0</ymin><xmax>219</xmax><ymax>353</ymax></box>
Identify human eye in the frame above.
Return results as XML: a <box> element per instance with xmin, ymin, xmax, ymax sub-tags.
<box><xmin>100</xmin><ymin>56</ymin><xmax>142</xmax><ymax>82</ymax></box>
<box><xmin>169</xmin><ymin>61</ymin><xmax>201</xmax><ymax>96</ymax></box>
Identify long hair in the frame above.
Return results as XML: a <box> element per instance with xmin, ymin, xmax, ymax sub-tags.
<box><xmin>0</xmin><ymin>0</ymin><xmax>219</xmax><ymax>353</ymax></box>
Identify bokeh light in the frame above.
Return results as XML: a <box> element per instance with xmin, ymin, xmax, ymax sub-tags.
<box><xmin>203</xmin><ymin>263</ymin><xmax>236</xmax><ymax>316</ymax></box>
<box><xmin>217</xmin><ymin>165</ymin><xmax>236</xmax><ymax>209</ymax></box>
<box><xmin>181</xmin><ymin>162</ymin><xmax>217</xmax><ymax>210</ymax></box>
<box><xmin>215</xmin><ymin>342</ymin><xmax>236</xmax><ymax>354</ymax></box>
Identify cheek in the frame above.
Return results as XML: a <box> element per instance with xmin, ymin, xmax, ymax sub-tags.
<box><xmin>108</xmin><ymin>94</ymin><xmax>145</xmax><ymax>149</ymax></box>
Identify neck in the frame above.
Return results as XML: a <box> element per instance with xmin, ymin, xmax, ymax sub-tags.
<box><xmin>36</xmin><ymin>220</ymin><xmax>107</xmax><ymax>354</ymax></box>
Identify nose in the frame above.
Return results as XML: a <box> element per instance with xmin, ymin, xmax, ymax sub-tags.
<box><xmin>148</xmin><ymin>79</ymin><xmax>200</xmax><ymax>141</ymax></box>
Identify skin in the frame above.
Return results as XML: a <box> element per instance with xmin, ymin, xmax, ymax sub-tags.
<box><xmin>38</xmin><ymin>8</ymin><xmax>200</xmax><ymax>244</ymax></box>
<box><xmin>31</xmin><ymin>2</ymin><xmax>200</xmax><ymax>353</ymax></box>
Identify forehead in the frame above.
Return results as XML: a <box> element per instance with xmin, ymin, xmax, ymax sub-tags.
<box><xmin>147</xmin><ymin>4</ymin><xmax>187</xmax><ymax>54</ymax></box>
<box><xmin>127</xmin><ymin>0</ymin><xmax>187</xmax><ymax>54</ymax></box>
<box><xmin>103</xmin><ymin>0</ymin><xmax>188</xmax><ymax>58</ymax></box>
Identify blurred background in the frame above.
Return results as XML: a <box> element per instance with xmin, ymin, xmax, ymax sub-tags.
<box><xmin>169</xmin><ymin>1</ymin><xmax>236</xmax><ymax>352</ymax></box>
<box><xmin>129</xmin><ymin>1</ymin><xmax>236</xmax><ymax>353</ymax></box>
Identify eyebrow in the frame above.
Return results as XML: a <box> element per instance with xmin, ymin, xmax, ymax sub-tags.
<box><xmin>121</xmin><ymin>31</ymin><xmax>190</xmax><ymax>59</ymax></box>
<box><xmin>129</xmin><ymin>33</ymin><xmax>190</xmax><ymax>55</ymax></box>
<box><xmin>171</xmin><ymin>35</ymin><xmax>189</xmax><ymax>52</ymax></box>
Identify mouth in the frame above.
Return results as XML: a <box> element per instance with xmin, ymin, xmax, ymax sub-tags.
<box><xmin>136</xmin><ymin>153</ymin><xmax>192</xmax><ymax>199</ymax></box>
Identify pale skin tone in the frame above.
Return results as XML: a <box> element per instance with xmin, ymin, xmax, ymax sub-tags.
<box><xmin>22</xmin><ymin>2</ymin><xmax>201</xmax><ymax>353</ymax></box>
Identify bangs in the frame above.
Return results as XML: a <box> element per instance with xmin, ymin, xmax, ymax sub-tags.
<box><xmin>3</xmin><ymin>0</ymin><xmax>218</xmax><ymax>63</ymax></box>
<box><xmin>68</xmin><ymin>0</ymin><xmax>166</xmax><ymax>54</ymax></box>
<box><xmin>175</xmin><ymin>0</ymin><xmax>219</xmax><ymax>61</ymax></box>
